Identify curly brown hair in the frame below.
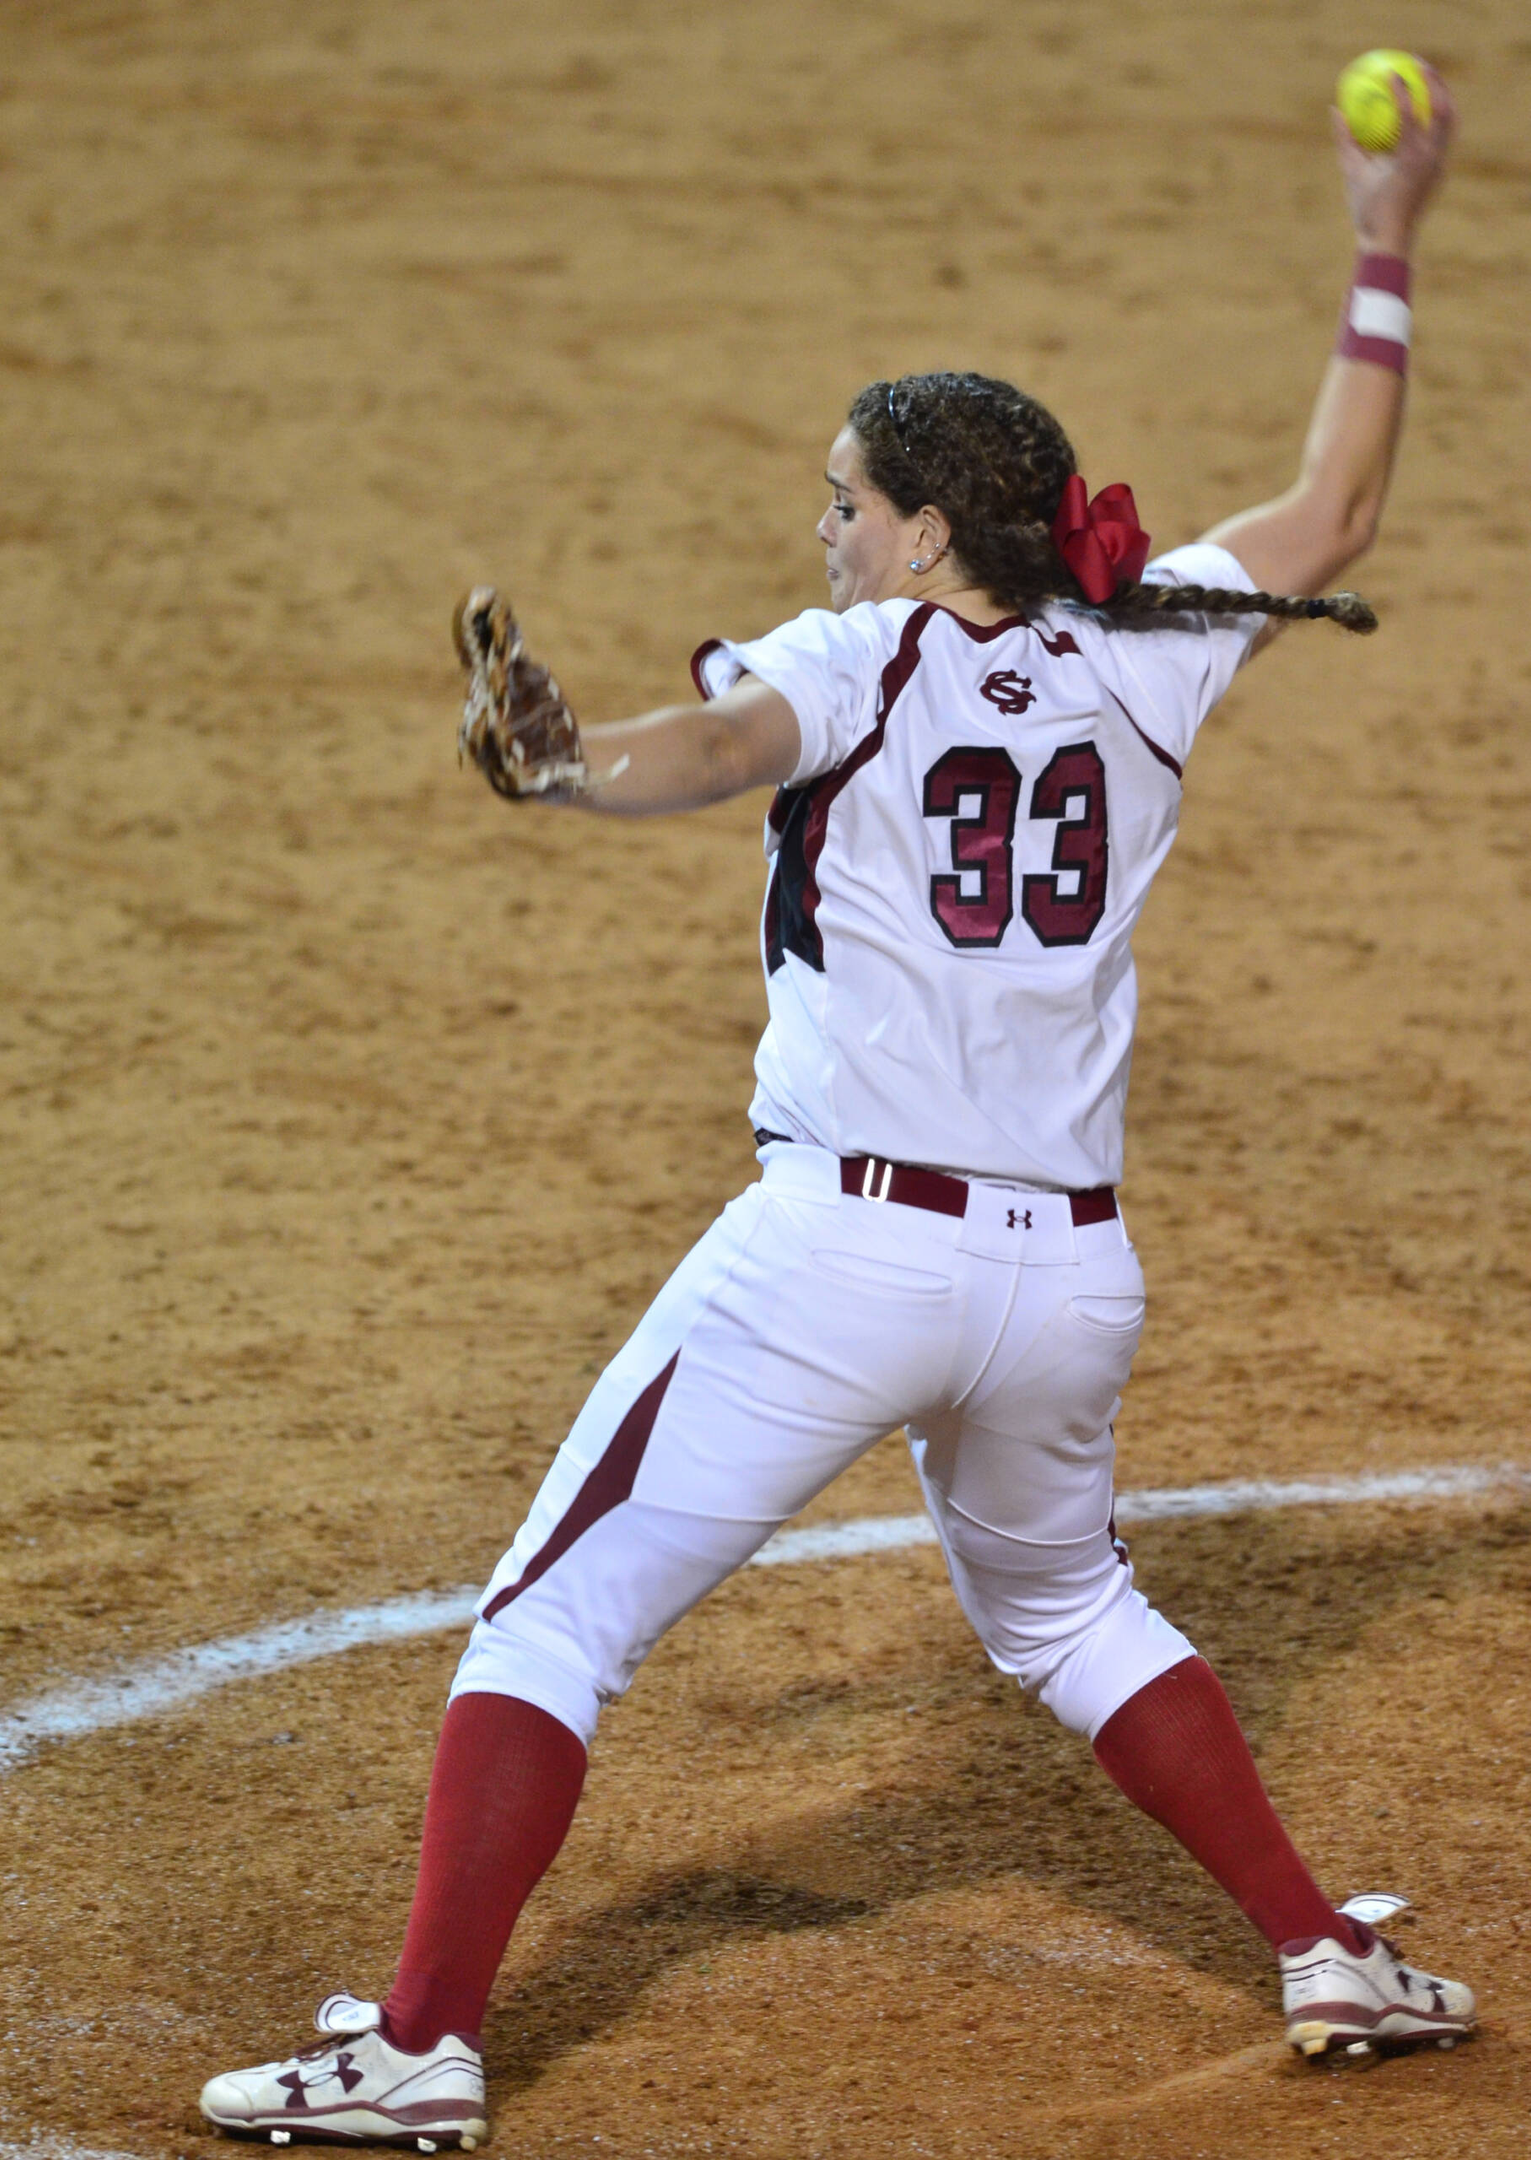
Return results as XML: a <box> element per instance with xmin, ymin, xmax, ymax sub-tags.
<box><xmin>848</xmin><ymin>372</ymin><xmax>1375</xmax><ymax>634</ymax></box>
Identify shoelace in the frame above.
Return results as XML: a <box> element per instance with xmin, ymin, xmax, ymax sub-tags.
<box><xmin>290</xmin><ymin>2036</ymin><xmax>361</xmax><ymax>2070</ymax></box>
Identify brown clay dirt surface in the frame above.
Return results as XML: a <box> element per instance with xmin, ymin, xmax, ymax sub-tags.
<box><xmin>3</xmin><ymin>2</ymin><xmax>1531</xmax><ymax>2155</ymax></box>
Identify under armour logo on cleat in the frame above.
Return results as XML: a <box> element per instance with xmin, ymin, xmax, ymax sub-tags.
<box><xmin>278</xmin><ymin>2052</ymin><xmax>362</xmax><ymax>2109</ymax></box>
<box><xmin>1006</xmin><ymin>1208</ymin><xmax>1032</xmax><ymax>1231</ymax></box>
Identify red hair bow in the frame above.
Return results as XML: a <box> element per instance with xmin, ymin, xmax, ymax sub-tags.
<box><xmin>1050</xmin><ymin>475</ymin><xmax>1151</xmax><ymax>604</ymax></box>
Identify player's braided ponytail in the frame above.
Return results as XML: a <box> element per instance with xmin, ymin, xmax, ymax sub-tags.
<box><xmin>849</xmin><ymin>373</ymin><xmax>1376</xmax><ymax>634</ymax></box>
<box><xmin>1100</xmin><ymin>581</ymin><xmax>1377</xmax><ymax>632</ymax></box>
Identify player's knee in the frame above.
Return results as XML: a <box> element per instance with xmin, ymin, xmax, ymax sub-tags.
<box><xmin>453</xmin><ymin>1500</ymin><xmax>764</xmax><ymax>1747</ymax></box>
<box><xmin>1034</xmin><ymin>1594</ymin><xmax>1196</xmax><ymax>1740</ymax></box>
<box><xmin>451</xmin><ymin>1618</ymin><xmax>606</xmax><ymax>1748</ymax></box>
<box><xmin>941</xmin><ymin>1517</ymin><xmax>1196</xmax><ymax>1737</ymax></box>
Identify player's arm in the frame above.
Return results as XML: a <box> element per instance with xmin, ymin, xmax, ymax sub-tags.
<box><xmin>575</xmin><ymin>674</ymin><xmax>801</xmax><ymax>816</ymax></box>
<box><xmin>1203</xmin><ymin>67</ymin><xmax>1455</xmax><ymax>605</ymax></box>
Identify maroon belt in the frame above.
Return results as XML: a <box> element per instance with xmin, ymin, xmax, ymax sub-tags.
<box><xmin>840</xmin><ymin>1153</ymin><xmax>1117</xmax><ymax>1227</ymax></box>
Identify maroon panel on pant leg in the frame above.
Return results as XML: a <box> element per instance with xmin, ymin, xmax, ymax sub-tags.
<box><xmin>481</xmin><ymin>1351</ymin><xmax>680</xmax><ymax>1622</ymax></box>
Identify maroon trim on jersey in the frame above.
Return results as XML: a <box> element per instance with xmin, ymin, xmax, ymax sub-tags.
<box><xmin>928</xmin><ymin>605</ymin><xmax>1028</xmax><ymax>643</ymax></box>
<box><xmin>695</xmin><ymin>612</ymin><xmax>1080</xmax><ymax>699</ymax></box>
<box><xmin>690</xmin><ymin>638</ymin><xmax>726</xmax><ymax>699</ymax></box>
<box><xmin>799</xmin><ymin>602</ymin><xmax>934</xmax><ymax>953</ymax></box>
<box><xmin>1106</xmin><ymin>688</ymin><xmax>1182</xmax><ymax>782</ymax></box>
<box><xmin>763</xmin><ymin>853</ymin><xmax>781</xmax><ymax>957</ymax></box>
<box><xmin>927</xmin><ymin>608</ymin><xmax>1083</xmax><ymax>660</ymax></box>
<box><xmin>480</xmin><ymin>1352</ymin><xmax>680</xmax><ymax>1624</ymax></box>
<box><xmin>691</xmin><ymin>644</ymin><xmax>793</xmax><ymax>843</ymax></box>
<box><xmin>763</xmin><ymin>604</ymin><xmax>935</xmax><ymax>975</ymax></box>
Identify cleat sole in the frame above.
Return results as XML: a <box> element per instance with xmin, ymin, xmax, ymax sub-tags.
<box><xmin>1288</xmin><ymin>2016</ymin><xmax>1475</xmax><ymax>2064</ymax></box>
<box><xmin>207</xmin><ymin>2125</ymin><xmax>487</xmax><ymax>2151</ymax></box>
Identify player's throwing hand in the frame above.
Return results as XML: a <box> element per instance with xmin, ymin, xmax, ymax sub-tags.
<box><xmin>1332</xmin><ymin>59</ymin><xmax>1456</xmax><ymax>255</ymax></box>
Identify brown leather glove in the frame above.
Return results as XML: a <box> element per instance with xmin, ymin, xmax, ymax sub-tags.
<box><xmin>452</xmin><ymin>587</ymin><xmax>588</xmax><ymax>801</ymax></box>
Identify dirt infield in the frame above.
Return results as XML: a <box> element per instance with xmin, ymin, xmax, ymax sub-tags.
<box><xmin>3</xmin><ymin>1</ymin><xmax>1531</xmax><ymax>2153</ymax></box>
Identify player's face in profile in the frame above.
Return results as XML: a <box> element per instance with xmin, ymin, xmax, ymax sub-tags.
<box><xmin>817</xmin><ymin>426</ymin><xmax>921</xmax><ymax>612</ymax></box>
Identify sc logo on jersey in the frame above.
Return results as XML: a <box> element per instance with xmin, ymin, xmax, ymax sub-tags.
<box><xmin>979</xmin><ymin>669</ymin><xmax>1035</xmax><ymax>715</ymax></box>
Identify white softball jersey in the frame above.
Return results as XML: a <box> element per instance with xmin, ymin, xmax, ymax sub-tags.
<box><xmin>694</xmin><ymin>543</ymin><xmax>1261</xmax><ymax>1190</ymax></box>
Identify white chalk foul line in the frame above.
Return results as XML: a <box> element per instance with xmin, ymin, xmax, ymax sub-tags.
<box><xmin>749</xmin><ymin>1461</ymin><xmax>1529</xmax><ymax>1563</ymax></box>
<box><xmin>0</xmin><ymin>1463</ymin><xmax>1523</xmax><ymax>1774</ymax></box>
<box><xmin>0</xmin><ymin>2143</ymin><xmax>144</xmax><ymax>2160</ymax></box>
<box><xmin>0</xmin><ymin>1590</ymin><xmax>477</xmax><ymax>1773</ymax></box>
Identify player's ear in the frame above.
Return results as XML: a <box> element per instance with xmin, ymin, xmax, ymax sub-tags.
<box><xmin>905</xmin><ymin>503</ymin><xmax>954</xmax><ymax>577</ymax></box>
<box><xmin>917</xmin><ymin>504</ymin><xmax>953</xmax><ymax>555</ymax></box>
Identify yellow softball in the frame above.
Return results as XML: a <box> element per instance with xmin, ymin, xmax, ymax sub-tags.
<box><xmin>1336</xmin><ymin>49</ymin><xmax>1432</xmax><ymax>153</ymax></box>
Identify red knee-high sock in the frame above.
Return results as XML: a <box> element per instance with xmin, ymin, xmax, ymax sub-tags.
<box><xmin>1092</xmin><ymin>1657</ymin><xmax>1370</xmax><ymax>1955</ymax></box>
<box><xmin>381</xmin><ymin>1693</ymin><xmax>587</xmax><ymax>2054</ymax></box>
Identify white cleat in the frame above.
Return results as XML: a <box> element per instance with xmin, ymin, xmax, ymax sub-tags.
<box><xmin>1280</xmin><ymin>1934</ymin><xmax>1476</xmax><ymax>2059</ymax></box>
<box><xmin>199</xmin><ymin>1994</ymin><xmax>488</xmax><ymax>2149</ymax></box>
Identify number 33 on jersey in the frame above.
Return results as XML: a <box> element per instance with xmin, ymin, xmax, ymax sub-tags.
<box><xmin>693</xmin><ymin>543</ymin><xmax>1263</xmax><ymax>1195</ymax></box>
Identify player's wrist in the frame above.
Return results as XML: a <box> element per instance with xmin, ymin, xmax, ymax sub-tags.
<box><xmin>1352</xmin><ymin>221</ymin><xmax>1414</xmax><ymax>258</ymax></box>
<box><xmin>1336</xmin><ymin>248</ymin><xmax>1413</xmax><ymax>375</ymax></box>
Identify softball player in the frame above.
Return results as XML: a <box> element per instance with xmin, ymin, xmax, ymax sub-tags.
<box><xmin>203</xmin><ymin>72</ymin><xmax>1470</xmax><ymax>2149</ymax></box>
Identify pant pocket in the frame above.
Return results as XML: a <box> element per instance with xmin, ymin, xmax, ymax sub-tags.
<box><xmin>809</xmin><ymin>1248</ymin><xmax>954</xmax><ymax>1298</ymax></box>
<box><xmin>1065</xmin><ymin>1293</ymin><xmax>1146</xmax><ymax>1337</ymax></box>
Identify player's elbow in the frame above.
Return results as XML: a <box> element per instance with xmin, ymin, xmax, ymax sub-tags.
<box><xmin>698</xmin><ymin>700</ymin><xmax>797</xmax><ymax>802</ymax></box>
<box><xmin>1330</xmin><ymin>496</ymin><xmax>1383</xmax><ymax>571</ymax></box>
<box><xmin>1289</xmin><ymin>485</ymin><xmax>1383</xmax><ymax>593</ymax></box>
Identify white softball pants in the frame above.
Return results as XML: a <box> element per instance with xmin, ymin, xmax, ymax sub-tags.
<box><xmin>452</xmin><ymin>1142</ymin><xmax>1194</xmax><ymax>1747</ymax></box>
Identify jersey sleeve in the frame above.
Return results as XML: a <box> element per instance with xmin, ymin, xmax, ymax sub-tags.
<box><xmin>1097</xmin><ymin>541</ymin><xmax>1264</xmax><ymax>772</ymax></box>
<box><xmin>690</xmin><ymin>604</ymin><xmax>893</xmax><ymax>784</ymax></box>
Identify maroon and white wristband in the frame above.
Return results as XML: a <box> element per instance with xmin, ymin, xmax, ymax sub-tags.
<box><xmin>1336</xmin><ymin>252</ymin><xmax>1412</xmax><ymax>375</ymax></box>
